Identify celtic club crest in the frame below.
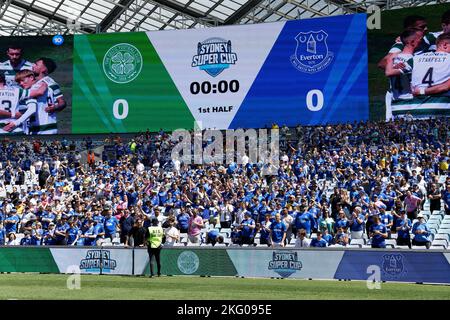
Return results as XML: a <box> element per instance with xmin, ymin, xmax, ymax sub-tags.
<box><xmin>177</xmin><ymin>251</ymin><xmax>200</xmax><ymax>275</ymax></box>
<box><xmin>103</xmin><ymin>43</ymin><xmax>143</xmax><ymax>84</ymax></box>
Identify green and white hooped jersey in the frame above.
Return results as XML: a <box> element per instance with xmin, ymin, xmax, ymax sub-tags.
<box><xmin>393</xmin><ymin>51</ymin><xmax>449</xmax><ymax>118</ymax></box>
<box><xmin>29</xmin><ymin>76</ymin><xmax>62</xmax><ymax>134</ymax></box>
<box><xmin>0</xmin><ymin>60</ymin><xmax>33</xmax><ymax>87</ymax></box>
<box><xmin>389</xmin><ymin>53</ymin><xmax>413</xmax><ymax>101</ymax></box>
<box><xmin>388</xmin><ymin>32</ymin><xmax>438</xmax><ymax>55</ymax></box>
<box><xmin>0</xmin><ymin>87</ymin><xmax>30</xmax><ymax>134</ymax></box>
<box><xmin>41</xmin><ymin>76</ymin><xmax>63</xmax><ymax>105</ymax></box>
<box><xmin>427</xmin><ymin>31</ymin><xmax>443</xmax><ymax>51</ymax></box>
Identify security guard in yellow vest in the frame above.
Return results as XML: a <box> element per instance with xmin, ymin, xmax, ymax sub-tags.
<box><xmin>145</xmin><ymin>218</ymin><xmax>164</xmax><ymax>277</ymax></box>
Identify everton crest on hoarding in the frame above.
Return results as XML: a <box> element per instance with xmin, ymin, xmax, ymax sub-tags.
<box><xmin>290</xmin><ymin>30</ymin><xmax>333</xmax><ymax>74</ymax></box>
<box><xmin>382</xmin><ymin>253</ymin><xmax>407</xmax><ymax>278</ymax></box>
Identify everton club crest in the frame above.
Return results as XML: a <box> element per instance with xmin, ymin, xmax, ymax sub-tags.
<box><xmin>290</xmin><ymin>30</ymin><xmax>333</xmax><ymax>74</ymax></box>
<box><xmin>382</xmin><ymin>253</ymin><xmax>407</xmax><ymax>278</ymax></box>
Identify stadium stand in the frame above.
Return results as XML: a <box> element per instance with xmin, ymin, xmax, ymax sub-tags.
<box><xmin>0</xmin><ymin>118</ymin><xmax>449</xmax><ymax>250</ymax></box>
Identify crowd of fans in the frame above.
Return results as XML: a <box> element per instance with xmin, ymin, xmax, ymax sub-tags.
<box><xmin>0</xmin><ymin>117</ymin><xmax>449</xmax><ymax>249</ymax></box>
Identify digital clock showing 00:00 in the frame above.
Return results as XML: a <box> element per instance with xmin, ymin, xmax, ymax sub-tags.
<box><xmin>190</xmin><ymin>80</ymin><xmax>240</xmax><ymax>95</ymax></box>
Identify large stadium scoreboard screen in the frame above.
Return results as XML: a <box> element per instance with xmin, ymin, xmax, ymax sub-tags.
<box><xmin>72</xmin><ymin>14</ymin><xmax>368</xmax><ymax>133</ymax></box>
<box><xmin>0</xmin><ymin>3</ymin><xmax>448</xmax><ymax>135</ymax></box>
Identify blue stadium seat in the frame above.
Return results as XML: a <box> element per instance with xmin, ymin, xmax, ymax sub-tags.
<box><xmin>350</xmin><ymin>239</ymin><xmax>365</xmax><ymax>246</ymax></box>
<box><xmin>219</xmin><ymin>232</ymin><xmax>230</xmax><ymax>239</ymax></box>
<box><xmin>385</xmin><ymin>239</ymin><xmax>396</xmax><ymax>247</ymax></box>
<box><xmin>431</xmin><ymin>240</ymin><xmax>448</xmax><ymax>249</ymax></box>
<box><xmin>174</xmin><ymin>242</ymin><xmax>186</xmax><ymax>247</ymax></box>
<box><xmin>214</xmin><ymin>243</ymin><xmax>227</xmax><ymax>247</ymax></box>
<box><xmin>428</xmin><ymin>217</ymin><xmax>442</xmax><ymax>224</ymax></box>
<box><xmin>435</xmin><ymin>234</ymin><xmax>450</xmax><ymax>242</ymax></box>
<box><xmin>438</xmin><ymin>228</ymin><xmax>450</xmax><ymax>235</ymax></box>
<box><xmin>220</xmin><ymin>228</ymin><xmax>232</xmax><ymax>235</ymax></box>
<box><xmin>186</xmin><ymin>242</ymin><xmax>200</xmax><ymax>247</ymax></box>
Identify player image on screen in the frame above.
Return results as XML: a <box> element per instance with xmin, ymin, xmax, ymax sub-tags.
<box><xmin>29</xmin><ymin>57</ymin><xmax>66</xmax><ymax>135</ymax></box>
<box><xmin>426</xmin><ymin>9</ymin><xmax>450</xmax><ymax>51</ymax></box>
<box><xmin>385</xmin><ymin>29</ymin><xmax>424</xmax><ymax>105</ymax></box>
<box><xmin>378</xmin><ymin>15</ymin><xmax>432</xmax><ymax>71</ymax></box>
<box><xmin>410</xmin><ymin>33</ymin><xmax>450</xmax><ymax>99</ymax></box>
<box><xmin>379</xmin><ymin>10</ymin><xmax>450</xmax><ymax>119</ymax></box>
<box><xmin>0</xmin><ymin>73</ymin><xmax>46</xmax><ymax>135</ymax></box>
<box><xmin>0</xmin><ymin>44</ymin><xmax>33</xmax><ymax>87</ymax></box>
<box><xmin>2</xmin><ymin>70</ymin><xmax>41</xmax><ymax>134</ymax></box>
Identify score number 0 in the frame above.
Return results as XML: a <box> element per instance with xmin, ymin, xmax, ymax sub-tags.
<box><xmin>112</xmin><ymin>90</ymin><xmax>323</xmax><ymax>120</ymax></box>
<box><xmin>306</xmin><ymin>90</ymin><xmax>324</xmax><ymax>111</ymax></box>
<box><xmin>113</xmin><ymin>99</ymin><xmax>129</xmax><ymax>120</ymax></box>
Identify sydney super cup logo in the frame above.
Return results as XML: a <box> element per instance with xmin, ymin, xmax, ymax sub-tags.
<box><xmin>290</xmin><ymin>30</ymin><xmax>333</xmax><ymax>74</ymax></box>
<box><xmin>177</xmin><ymin>251</ymin><xmax>200</xmax><ymax>274</ymax></box>
<box><xmin>103</xmin><ymin>43</ymin><xmax>143</xmax><ymax>84</ymax></box>
<box><xmin>268</xmin><ymin>251</ymin><xmax>302</xmax><ymax>278</ymax></box>
<box><xmin>192</xmin><ymin>37</ymin><xmax>237</xmax><ymax>77</ymax></box>
<box><xmin>79</xmin><ymin>250</ymin><xmax>117</xmax><ymax>273</ymax></box>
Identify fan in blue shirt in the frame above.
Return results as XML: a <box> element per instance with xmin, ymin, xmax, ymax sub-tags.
<box><xmin>369</xmin><ymin>216</ymin><xmax>388</xmax><ymax>248</ymax></box>
<box><xmin>395</xmin><ymin>211</ymin><xmax>412</xmax><ymax>248</ymax></box>
<box><xmin>349</xmin><ymin>208</ymin><xmax>365</xmax><ymax>232</ymax></box>
<box><xmin>294</xmin><ymin>209</ymin><xmax>314</xmax><ymax>236</ymax></box>
<box><xmin>94</xmin><ymin>221</ymin><xmax>105</xmax><ymax>242</ymax></box>
<box><xmin>0</xmin><ymin>223</ymin><xmax>6</xmax><ymax>245</ymax></box>
<box><xmin>4</xmin><ymin>211</ymin><xmax>19</xmax><ymax>234</ymax></box>
<box><xmin>82</xmin><ymin>220</ymin><xmax>98</xmax><ymax>246</ymax></box>
<box><xmin>54</xmin><ymin>217</ymin><xmax>70</xmax><ymax>245</ymax></box>
<box><xmin>204</xmin><ymin>228</ymin><xmax>219</xmax><ymax>245</ymax></box>
<box><xmin>240</xmin><ymin>212</ymin><xmax>256</xmax><ymax>245</ymax></box>
<box><xmin>258</xmin><ymin>214</ymin><xmax>272</xmax><ymax>247</ymax></box>
<box><xmin>269</xmin><ymin>213</ymin><xmax>287</xmax><ymax>247</ymax></box>
<box><xmin>443</xmin><ymin>187</ymin><xmax>450</xmax><ymax>215</ymax></box>
<box><xmin>41</xmin><ymin>211</ymin><xmax>55</xmax><ymax>230</ymax></box>
<box><xmin>177</xmin><ymin>211</ymin><xmax>190</xmax><ymax>233</ymax></box>
<box><xmin>381</xmin><ymin>187</ymin><xmax>396</xmax><ymax>210</ymax></box>
<box><xmin>104</xmin><ymin>213</ymin><xmax>119</xmax><ymax>239</ymax></box>
<box><xmin>310</xmin><ymin>232</ymin><xmax>328</xmax><ymax>247</ymax></box>
<box><xmin>66</xmin><ymin>221</ymin><xmax>81</xmax><ymax>245</ymax></box>
<box><xmin>412</xmin><ymin>214</ymin><xmax>431</xmax><ymax>248</ymax></box>
<box><xmin>380</xmin><ymin>211</ymin><xmax>394</xmax><ymax>233</ymax></box>
<box><xmin>258</xmin><ymin>202</ymin><xmax>270</xmax><ymax>224</ymax></box>
<box><xmin>20</xmin><ymin>232</ymin><xmax>35</xmax><ymax>246</ymax></box>
<box><xmin>321</xmin><ymin>228</ymin><xmax>333</xmax><ymax>245</ymax></box>
<box><xmin>43</xmin><ymin>224</ymin><xmax>56</xmax><ymax>245</ymax></box>
<box><xmin>92</xmin><ymin>212</ymin><xmax>104</xmax><ymax>224</ymax></box>
<box><xmin>335</xmin><ymin>212</ymin><xmax>350</xmax><ymax>233</ymax></box>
